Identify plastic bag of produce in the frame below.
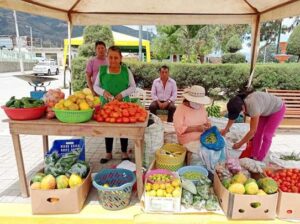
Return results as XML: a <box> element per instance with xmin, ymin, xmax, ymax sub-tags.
<box><xmin>181</xmin><ymin>189</ymin><xmax>193</xmax><ymax>208</ymax></box>
<box><xmin>200</xmin><ymin>126</ymin><xmax>225</xmax><ymax>151</ymax></box>
<box><xmin>67</xmin><ymin>160</ymin><xmax>90</xmax><ymax>178</ymax></box>
<box><xmin>199</xmin><ymin>145</ymin><xmax>226</xmax><ymax>173</ymax></box>
<box><xmin>143</xmin><ymin>113</ymin><xmax>164</xmax><ymax>168</ymax></box>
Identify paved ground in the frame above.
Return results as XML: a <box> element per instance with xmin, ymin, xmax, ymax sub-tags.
<box><xmin>0</xmin><ymin>70</ymin><xmax>300</xmax><ymax>204</ymax></box>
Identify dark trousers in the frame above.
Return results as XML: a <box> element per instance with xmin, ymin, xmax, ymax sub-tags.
<box><xmin>105</xmin><ymin>138</ymin><xmax>128</xmax><ymax>153</ymax></box>
<box><xmin>149</xmin><ymin>101</ymin><xmax>176</xmax><ymax>122</ymax></box>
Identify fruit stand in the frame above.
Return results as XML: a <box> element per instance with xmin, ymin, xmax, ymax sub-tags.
<box><xmin>4</xmin><ymin>116</ymin><xmax>148</xmax><ymax>199</ymax></box>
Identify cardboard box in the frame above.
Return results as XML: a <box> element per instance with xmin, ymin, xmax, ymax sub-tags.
<box><xmin>277</xmin><ymin>190</ymin><xmax>300</xmax><ymax>220</ymax></box>
<box><xmin>213</xmin><ymin>173</ymin><xmax>278</xmax><ymax>220</ymax></box>
<box><xmin>30</xmin><ymin>171</ymin><xmax>91</xmax><ymax>214</ymax></box>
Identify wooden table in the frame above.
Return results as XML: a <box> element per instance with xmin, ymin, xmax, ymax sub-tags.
<box><xmin>6</xmin><ymin>118</ymin><xmax>147</xmax><ymax>198</ymax></box>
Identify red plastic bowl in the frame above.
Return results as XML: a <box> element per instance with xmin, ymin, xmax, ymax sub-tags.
<box><xmin>1</xmin><ymin>105</ymin><xmax>47</xmax><ymax>120</ymax></box>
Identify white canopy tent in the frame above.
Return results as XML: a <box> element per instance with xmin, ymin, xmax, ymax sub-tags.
<box><xmin>1</xmin><ymin>0</ymin><xmax>300</xmax><ymax>83</ymax></box>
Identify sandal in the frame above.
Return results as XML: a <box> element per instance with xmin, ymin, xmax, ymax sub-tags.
<box><xmin>100</xmin><ymin>157</ymin><xmax>112</xmax><ymax>164</ymax></box>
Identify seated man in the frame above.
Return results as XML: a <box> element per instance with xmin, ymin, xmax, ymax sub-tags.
<box><xmin>149</xmin><ymin>65</ymin><xmax>177</xmax><ymax>122</ymax></box>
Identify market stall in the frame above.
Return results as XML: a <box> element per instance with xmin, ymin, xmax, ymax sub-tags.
<box><xmin>5</xmin><ymin>117</ymin><xmax>148</xmax><ymax>198</ymax></box>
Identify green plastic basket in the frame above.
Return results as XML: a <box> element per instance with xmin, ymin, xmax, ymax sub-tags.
<box><xmin>53</xmin><ymin>108</ymin><xmax>94</xmax><ymax>123</ymax></box>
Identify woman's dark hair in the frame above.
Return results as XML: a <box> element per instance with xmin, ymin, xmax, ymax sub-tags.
<box><xmin>95</xmin><ymin>40</ymin><xmax>106</xmax><ymax>48</ymax></box>
<box><xmin>108</xmin><ymin>45</ymin><xmax>122</xmax><ymax>57</ymax></box>
<box><xmin>227</xmin><ymin>89</ymin><xmax>254</xmax><ymax>120</ymax></box>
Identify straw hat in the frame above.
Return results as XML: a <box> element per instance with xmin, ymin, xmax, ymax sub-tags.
<box><xmin>182</xmin><ymin>85</ymin><xmax>211</xmax><ymax>105</ymax></box>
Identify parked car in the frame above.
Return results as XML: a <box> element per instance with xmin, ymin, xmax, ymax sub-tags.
<box><xmin>33</xmin><ymin>60</ymin><xmax>59</xmax><ymax>76</ymax></box>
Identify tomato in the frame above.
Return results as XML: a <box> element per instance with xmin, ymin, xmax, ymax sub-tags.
<box><xmin>116</xmin><ymin>117</ymin><xmax>123</xmax><ymax>123</ymax></box>
<box><xmin>122</xmin><ymin>117</ymin><xmax>129</xmax><ymax>123</ymax></box>
<box><xmin>109</xmin><ymin>117</ymin><xmax>116</xmax><ymax>123</ymax></box>
<box><xmin>129</xmin><ymin>117</ymin><xmax>137</xmax><ymax>123</ymax></box>
<box><xmin>128</xmin><ymin>108</ymin><xmax>137</xmax><ymax>116</ymax></box>
<box><xmin>111</xmin><ymin>112</ymin><xmax>120</xmax><ymax>118</ymax></box>
<box><xmin>292</xmin><ymin>186</ymin><xmax>298</xmax><ymax>193</ymax></box>
<box><xmin>96</xmin><ymin>116</ymin><xmax>104</xmax><ymax>122</ymax></box>
<box><xmin>122</xmin><ymin>109</ymin><xmax>130</xmax><ymax>117</ymax></box>
<box><xmin>282</xmin><ymin>186</ymin><xmax>288</xmax><ymax>192</ymax></box>
<box><xmin>105</xmin><ymin>117</ymin><xmax>110</xmax><ymax>122</ymax></box>
<box><xmin>137</xmin><ymin>116</ymin><xmax>146</xmax><ymax>122</ymax></box>
<box><xmin>104</xmin><ymin>108</ymin><xmax>112</xmax><ymax>114</ymax></box>
<box><xmin>279</xmin><ymin>172</ymin><xmax>286</xmax><ymax>177</ymax></box>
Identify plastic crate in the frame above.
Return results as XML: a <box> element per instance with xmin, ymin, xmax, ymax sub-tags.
<box><xmin>47</xmin><ymin>139</ymin><xmax>85</xmax><ymax>160</ymax></box>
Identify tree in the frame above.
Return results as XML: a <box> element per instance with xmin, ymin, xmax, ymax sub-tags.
<box><xmin>152</xmin><ymin>25</ymin><xmax>216</xmax><ymax>63</ymax></box>
<box><xmin>226</xmin><ymin>34</ymin><xmax>242</xmax><ymax>53</ymax></box>
<box><xmin>78</xmin><ymin>25</ymin><xmax>114</xmax><ymax>57</ymax></box>
<box><xmin>214</xmin><ymin>24</ymin><xmax>250</xmax><ymax>52</ymax></box>
<box><xmin>286</xmin><ymin>25</ymin><xmax>300</xmax><ymax>62</ymax></box>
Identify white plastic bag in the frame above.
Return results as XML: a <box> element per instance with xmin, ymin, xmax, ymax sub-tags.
<box><xmin>143</xmin><ymin>114</ymin><xmax>164</xmax><ymax>168</ymax></box>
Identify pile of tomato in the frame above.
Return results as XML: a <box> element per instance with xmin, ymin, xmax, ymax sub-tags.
<box><xmin>265</xmin><ymin>169</ymin><xmax>300</xmax><ymax>193</ymax></box>
<box><xmin>93</xmin><ymin>100</ymin><xmax>147</xmax><ymax>123</ymax></box>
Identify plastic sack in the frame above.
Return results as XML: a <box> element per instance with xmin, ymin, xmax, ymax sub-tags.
<box><xmin>270</xmin><ymin>151</ymin><xmax>300</xmax><ymax>169</ymax></box>
<box><xmin>199</xmin><ymin>145</ymin><xmax>226</xmax><ymax>172</ymax></box>
<box><xmin>200</xmin><ymin>126</ymin><xmax>225</xmax><ymax>151</ymax></box>
<box><xmin>143</xmin><ymin>113</ymin><xmax>164</xmax><ymax>168</ymax></box>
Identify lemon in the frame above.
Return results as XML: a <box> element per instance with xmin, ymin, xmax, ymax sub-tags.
<box><xmin>156</xmin><ymin>189</ymin><xmax>164</xmax><ymax>197</ymax></box>
<box><xmin>159</xmin><ymin>183</ymin><xmax>166</xmax><ymax>190</ymax></box>
<box><xmin>103</xmin><ymin>183</ymin><xmax>110</xmax><ymax>188</ymax></box>
<box><xmin>171</xmin><ymin>179</ymin><xmax>180</xmax><ymax>188</ymax></box>
<box><xmin>149</xmin><ymin>190</ymin><xmax>157</xmax><ymax>197</ymax></box>
<box><xmin>172</xmin><ymin>188</ymin><xmax>181</xmax><ymax>197</ymax></box>
<box><xmin>145</xmin><ymin>183</ymin><xmax>152</xmax><ymax>192</ymax></box>
<box><xmin>152</xmin><ymin>183</ymin><xmax>160</xmax><ymax>191</ymax></box>
<box><xmin>69</xmin><ymin>174</ymin><xmax>83</xmax><ymax>188</ymax></box>
<box><xmin>166</xmin><ymin>185</ymin><xmax>174</xmax><ymax>194</ymax></box>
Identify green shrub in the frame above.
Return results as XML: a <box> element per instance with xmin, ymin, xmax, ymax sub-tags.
<box><xmin>71</xmin><ymin>60</ymin><xmax>300</xmax><ymax>96</ymax></box>
<box><xmin>226</xmin><ymin>35</ymin><xmax>242</xmax><ymax>53</ymax></box>
<box><xmin>222</xmin><ymin>53</ymin><xmax>246</xmax><ymax>64</ymax></box>
<box><xmin>71</xmin><ymin>56</ymin><xmax>88</xmax><ymax>91</ymax></box>
<box><xmin>286</xmin><ymin>25</ymin><xmax>300</xmax><ymax>62</ymax></box>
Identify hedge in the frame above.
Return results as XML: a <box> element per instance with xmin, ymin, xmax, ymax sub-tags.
<box><xmin>71</xmin><ymin>60</ymin><xmax>300</xmax><ymax>97</ymax></box>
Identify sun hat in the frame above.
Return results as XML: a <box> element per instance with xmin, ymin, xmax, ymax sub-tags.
<box><xmin>182</xmin><ymin>85</ymin><xmax>211</xmax><ymax>105</ymax></box>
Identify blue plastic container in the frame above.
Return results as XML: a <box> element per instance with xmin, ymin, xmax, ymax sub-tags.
<box><xmin>93</xmin><ymin>168</ymin><xmax>136</xmax><ymax>210</ymax></box>
<box><xmin>30</xmin><ymin>90</ymin><xmax>46</xmax><ymax>100</ymax></box>
<box><xmin>47</xmin><ymin>138</ymin><xmax>85</xmax><ymax>160</ymax></box>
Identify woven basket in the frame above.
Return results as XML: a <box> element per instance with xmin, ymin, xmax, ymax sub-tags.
<box><xmin>155</xmin><ymin>143</ymin><xmax>186</xmax><ymax>171</ymax></box>
<box><xmin>92</xmin><ymin>168</ymin><xmax>136</xmax><ymax>211</ymax></box>
<box><xmin>53</xmin><ymin>108</ymin><xmax>94</xmax><ymax>123</ymax></box>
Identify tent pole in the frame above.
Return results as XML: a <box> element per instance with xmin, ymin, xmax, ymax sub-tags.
<box><xmin>67</xmin><ymin>21</ymin><xmax>73</xmax><ymax>95</ymax></box>
<box><xmin>247</xmin><ymin>15</ymin><xmax>261</xmax><ymax>88</ymax></box>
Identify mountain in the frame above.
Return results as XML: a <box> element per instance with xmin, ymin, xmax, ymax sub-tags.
<box><xmin>0</xmin><ymin>8</ymin><xmax>156</xmax><ymax>48</ymax></box>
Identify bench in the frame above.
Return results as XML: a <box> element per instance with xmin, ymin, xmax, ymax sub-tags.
<box><xmin>266</xmin><ymin>89</ymin><xmax>300</xmax><ymax>127</ymax></box>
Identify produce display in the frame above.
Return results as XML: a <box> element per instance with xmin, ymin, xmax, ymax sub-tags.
<box><xmin>265</xmin><ymin>168</ymin><xmax>300</xmax><ymax>193</ymax></box>
<box><xmin>30</xmin><ymin>149</ymin><xmax>90</xmax><ymax>190</ymax></box>
<box><xmin>206</xmin><ymin>105</ymin><xmax>221</xmax><ymax>118</ymax></box>
<box><xmin>43</xmin><ymin>88</ymin><xmax>65</xmax><ymax>119</ymax></box>
<box><xmin>5</xmin><ymin>96</ymin><xmax>44</xmax><ymax>108</ymax></box>
<box><xmin>145</xmin><ymin>173</ymin><xmax>181</xmax><ymax>197</ymax></box>
<box><xmin>54</xmin><ymin>88</ymin><xmax>100</xmax><ymax>111</ymax></box>
<box><xmin>181</xmin><ymin>174</ymin><xmax>219</xmax><ymax>211</ymax></box>
<box><xmin>216</xmin><ymin>164</ymin><xmax>278</xmax><ymax>195</ymax></box>
<box><xmin>93</xmin><ymin>100</ymin><xmax>147</xmax><ymax>123</ymax></box>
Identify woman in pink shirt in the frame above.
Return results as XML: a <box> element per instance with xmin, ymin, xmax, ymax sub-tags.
<box><xmin>173</xmin><ymin>85</ymin><xmax>211</xmax><ymax>160</ymax></box>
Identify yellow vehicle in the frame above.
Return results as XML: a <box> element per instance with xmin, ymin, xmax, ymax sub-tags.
<box><xmin>63</xmin><ymin>35</ymin><xmax>151</xmax><ymax>66</ymax></box>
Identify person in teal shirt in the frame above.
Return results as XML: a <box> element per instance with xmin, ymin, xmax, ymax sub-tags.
<box><xmin>93</xmin><ymin>46</ymin><xmax>136</xmax><ymax>163</ymax></box>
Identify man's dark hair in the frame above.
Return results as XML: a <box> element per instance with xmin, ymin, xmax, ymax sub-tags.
<box><xmin>95</xmin><ymin>41</ymin><xmax>106</xmax><ymax>48</ymax></box>
<box><xmin>159</xmin><ymin>65</ymin><xmax>169</xmax><ymax>72</ymax></box>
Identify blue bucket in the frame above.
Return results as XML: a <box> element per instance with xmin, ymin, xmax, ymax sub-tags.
<box><xmin>93</xmin><ymin>168</ymin><xmax>136</xmax><ymax>210</ymax></box>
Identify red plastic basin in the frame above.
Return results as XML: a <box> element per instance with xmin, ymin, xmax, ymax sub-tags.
<box><xmin>2</xmin><ymin>105</ymin><xmax>47</xmax><ymax>120</ymax></box>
